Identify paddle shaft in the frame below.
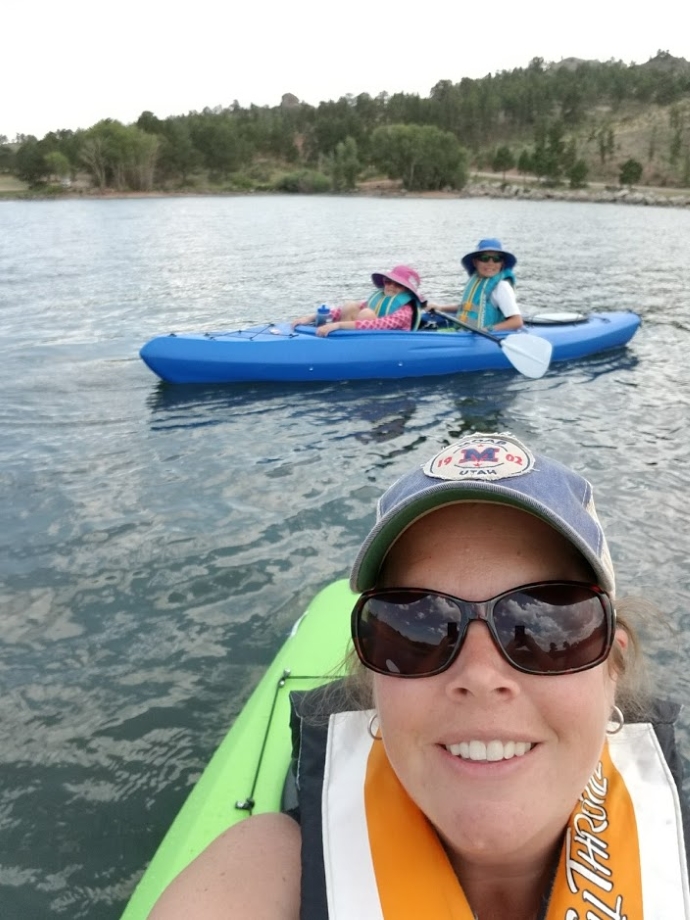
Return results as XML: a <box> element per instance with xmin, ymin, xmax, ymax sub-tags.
<box><xmin>426</xmin><ymin>309</ymin><xmax>552</xmax><ymax>379</ymax></box>
<box><xmin>428</xmin><ymin>308</ymin><xmax>503</xmax><ymax>340</ymax></box>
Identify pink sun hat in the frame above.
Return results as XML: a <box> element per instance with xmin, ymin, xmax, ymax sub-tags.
<box><xmin>371</xmin><ymin>265</ymin><xmax>426</xmax><ymax>304</ymax></box>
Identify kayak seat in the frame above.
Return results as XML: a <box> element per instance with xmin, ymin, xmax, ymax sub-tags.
<box><xmin>282</xmin><ymin>679</ymin><xmax>363</xmax><ymax>815</ymax></box>
<box><xmin>524</xmin><ymin>312</ymin><xmax>587</xmax><ymax>325</ymax></box>
<box><xmin>281</xmin><ymin>765</ymin><xmax>299</xmax><ymax>813</ymax></box>
<box><xmin>419</xmin><ymin>311</ymin><xmax>456</xmax><ymax>331</ymax></box>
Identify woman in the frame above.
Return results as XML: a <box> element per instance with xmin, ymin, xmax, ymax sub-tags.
<box><xmin>431</xmin><ymin>237</ymin><xmax>523</xmax><ymax>332</ymax></box>
<box><xmin>150</xmin><ymin>433</ymin><xmax>689</xmax><ymax>919</ymax></box>
<box><xmin>292</xmin><ymin>264</ymin><xmax>425</xmax><ymax>336</ymax></box>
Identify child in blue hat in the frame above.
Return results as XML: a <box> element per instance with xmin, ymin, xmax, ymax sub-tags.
<box><xmin>429</xmin><ymin>237</ymin><xmax>523</xmax><ymax>332</ymax></box>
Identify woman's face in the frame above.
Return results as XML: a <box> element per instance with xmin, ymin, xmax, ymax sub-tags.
<box><xmin>373</xmin><ymin>502</ymin><xmax>623</xmax><ymax>871</ymax></box>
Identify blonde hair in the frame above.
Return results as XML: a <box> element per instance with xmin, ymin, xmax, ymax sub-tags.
<box><xmin>610</xmin><ymin>596</ymin><xmax>656</xmax><ymax>720</ymax></box>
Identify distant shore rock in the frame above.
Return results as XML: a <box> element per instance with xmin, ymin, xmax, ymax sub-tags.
<box><xmin>464</xmin><ymin>180</ymin><xmax>690</xmax><ymax>208</ymax></box>
<box><xmin>359</xmin><ymin>177</ymin><xmax>690</xmax><ymax>208</ymax></box>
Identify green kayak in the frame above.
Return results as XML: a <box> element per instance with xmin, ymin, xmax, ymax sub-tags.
<box><xmin>122</xmin><ymin>579</ymin><xmax>354</xmax><ymax>919</ymax></box>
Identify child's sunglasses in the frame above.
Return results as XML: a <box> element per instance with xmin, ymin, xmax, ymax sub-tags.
<box><xmin>351</xmin><ymin>581</ymin><xmax>615</xmax><ymax>678</ymax></box>
<box><xmin>476</xmin><ymin>253</ymin><xmax>503</xmax><ymax>263</ymax></box>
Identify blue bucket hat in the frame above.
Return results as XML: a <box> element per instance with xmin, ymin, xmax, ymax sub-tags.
<box><xmin>350</xmin><ymin>433</ymin><xmax>615</xmax><ymax>595</ymax></box>
<box><xmin>461</xmin><ymin>237</ymin><xmax>517</xmax><ymax>274</ymax></box>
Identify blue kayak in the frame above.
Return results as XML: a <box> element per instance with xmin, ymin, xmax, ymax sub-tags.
<box><xmin>139</xmin><ymin>311</ymin><xmax>641</xmax><ymax>385</ymax></box>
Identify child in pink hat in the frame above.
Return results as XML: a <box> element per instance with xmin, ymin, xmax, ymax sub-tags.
<box><xmin>292</xmin><ymin>265</ymin><xmax>426</xmax><ymax>336</ymax></box>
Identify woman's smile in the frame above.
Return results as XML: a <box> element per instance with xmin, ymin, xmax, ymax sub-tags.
<box><xmin>445</xmin><ymin>739</ymin><xmax>535</xmax><ymax>761</ymax></box>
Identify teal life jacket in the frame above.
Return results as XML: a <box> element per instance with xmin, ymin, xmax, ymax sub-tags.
<box><xmin>366</xmin><ymin>290</ymin><xmax>421</xmax><ymax>330</ymax></box>
<box><xmin>457</xmin><ymin>268</ymin><xmax>515</xmax><ymax>328</ymax></box>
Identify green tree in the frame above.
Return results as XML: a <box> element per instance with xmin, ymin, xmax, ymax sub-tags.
<box><xmin>331</xmin><ymin>136</ymin><xmax>360</xmax><ymax>191</ymax></box>
<box><xmin>386</xmin><ymin>91</ymin><xmax>429</xmax><ymax>127</ymax></box>
<box><xmin>429</xmin><ymin>80</ymin><xmax>462</xmax><ymax>133</ymax></box>
<box><xmin>567</xmin><ymin>159</ymin><xmax>589</xmax><ymax>188</ymax></box>
<box><xmin>14</xmin><ymin>137</ymin><xmax>48</xmax><ymax>183</ymax></box>
<box><xmin>530</xmin><ymin>119</ymin><xmax>567</xmax><ymax>182</ymax></box>
<box><xmin>560</xmin><ymin>83</ymin><xmax>585</xmax><ymax>125</ymax></box>
<box><xmin>80</xmin><ymin>133</ymin><xmax>108</xmax><ymax>189</ymax></box>
<box><xmin>124</xmin><ymin>129</ymin><xmax>159</xmax><ymax>190</ymax></box>
<box><xmin>308</xmin><ymin>97</ymin><xmax>364</xmax><ymax>160</ymax></box>
<box><xmin>137</xmin><ymin>110</ymin><xmax>164</xmax><ymax>135</ymax></box>
<box><xmin>531</xmin><ymin>120</ymin><xmax>548</xmax><ymax>180</ymax></box>
<box><xmin>370</xmin><ymin>124</ymin><xmax>467</xmax><ymax>191</ymax></box>
<box><xmin>157</xmin><ymin>118</ymin><xmax>199</xmax><ymax>182</ymax></box>
<box><xmin>0</xmin><ymin>142</ymin><xmax>15</xmax><ymax>173</ymax></box>
<box><xmin>543</xmin><ymin>121</ymin><xmax>566</xmax><ymax>182</ymax></box>
<box><xmin>273</xmin><ymin>168</ymin><xmax>331</xmax><ymax>193</ymax></box>
<box><xmin>188</xmin><ymin>114</ymin><xmax>252</xmax><ymax>179</ymax></box>
<box><xmin>517</xmin><ymin>149</ymin><xmax>533</xmax><ymax>175</ymax></box>
<box><xmin>619</xmin><ymin>158</ymin><xmax>643</xmax><ymax>187</ymax></box>
<box><xmin>654</xmin><ymin>70</ymin><xmax>682</xmax><ymax>105</ymax></box>
<box><xmin>598</xmin><ymin>126</ymin><xmax>615</xmax><ymax>163</ymax></box>
<box><xmin>80</xmin><ymin>120</ymin><xmax>160</xmax><ymax>190</ymax></box>
<box><xmin>491</xmin><ymin>145</ymin><xmax>515</xmax><ymax>182</ymax></box>
<box><xmin>44</xmin><ymin>151</ymin><xmax>71</xmax><ymax>182</ymax></box>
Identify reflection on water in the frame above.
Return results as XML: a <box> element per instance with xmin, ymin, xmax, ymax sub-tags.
<box><xmin>1</xmin><ymin>195</ymin><xmax>690</xmax><ymax>918</ymax></box>
<box><xmin>145</xmin><ymin>373</ymin><xmax>525</xmax><ymax>452</ymax></box>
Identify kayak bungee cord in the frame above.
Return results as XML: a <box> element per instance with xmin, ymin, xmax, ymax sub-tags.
<box><xmin>234</xmin><ymin>668</ymin><xmax>330</xmax><ymax>813</ymax></box>
<box><xmin>199</xmin><ymin>324</ymin><xmax>301</xmax><ymax>341</ymax></box>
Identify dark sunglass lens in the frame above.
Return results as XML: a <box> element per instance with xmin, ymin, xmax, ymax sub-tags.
<box><xmin>492</xmin><ymin>584</ymin><xmax>609</xmax><ymax>674</ymax></box>
<box><xmin>356</xmin><ymin>592</ymin><xmax>462</xmax><ymax>676</ymax></box>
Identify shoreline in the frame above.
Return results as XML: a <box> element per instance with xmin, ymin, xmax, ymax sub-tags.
<box><xmin>2</xmin><ymin>178</ymin><xmax>689</xmax><ymax>209</ymax></box>
<box><xmin>359</xmin><ymin>177</ymin><xmax>690</xmax><ymax>208</ymax></box>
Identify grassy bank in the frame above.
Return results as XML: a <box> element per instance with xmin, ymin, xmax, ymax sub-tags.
<box><xmin>0</xmin><ymin>176</ymin><xmax>29</xmax><ymax>195</ymax></box>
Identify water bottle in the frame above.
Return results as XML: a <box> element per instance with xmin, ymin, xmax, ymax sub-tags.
<box><xmin>315</xmin><ymin>304</ymin><xmax>332</xmax><ymax>327</ymax></box>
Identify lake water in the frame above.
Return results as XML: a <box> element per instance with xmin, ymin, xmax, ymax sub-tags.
<box><xmin>1</xmin><ymin>194</ymin><xmax>689</xmax><ymax>918</ymax></box>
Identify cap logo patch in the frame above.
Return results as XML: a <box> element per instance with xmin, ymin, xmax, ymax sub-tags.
<box><xmin>424</xmin><ymin>434</ymin><xmax>535</xmax><ymax>481</ymax></box>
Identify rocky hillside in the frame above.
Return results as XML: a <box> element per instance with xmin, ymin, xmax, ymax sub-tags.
<box><xmin>489</xmin><ymin>52</ymin><xmax>690</xmax><ymax>187</ymax></box>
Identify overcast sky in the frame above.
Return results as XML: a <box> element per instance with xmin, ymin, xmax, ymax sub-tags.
<box><xmin>4</xmin><ymin>0</ymin><xmax>689</xmax><ymax>140</ymax></box>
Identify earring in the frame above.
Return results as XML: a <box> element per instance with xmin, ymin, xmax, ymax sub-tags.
<box><xmin>607</xmin><ymin>705</ymin><xmax>625</xmax><ymax>735</ymax></box>
<box><xmin>367</xmin><ymin>711</ymin><xmax>382</xmax><ymax>740</ymax></box>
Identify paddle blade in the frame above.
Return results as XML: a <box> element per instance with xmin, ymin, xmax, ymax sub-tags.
<box><xmin>500</xmin><ymin>334</ymin><xmax>552</xmax><ymax>378</ymax></box>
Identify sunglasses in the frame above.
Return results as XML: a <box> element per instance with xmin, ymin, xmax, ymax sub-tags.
<box><xmin>476</xmin><ymin>253</ymin><xmax>503</xmax><ymax>263</ymax></box>
<box><xmin>351</xmin><ymin>581</ymin><xmax>615</xmax><ymax>678</ymax></box>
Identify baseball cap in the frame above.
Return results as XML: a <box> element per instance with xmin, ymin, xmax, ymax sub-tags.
<box><xmin>350</xmin><ymin>433</ymin><xmax>615</xmax><ymax>595</ymax></box>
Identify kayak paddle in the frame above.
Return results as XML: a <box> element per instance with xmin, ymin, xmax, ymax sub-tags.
<box><xmin>428</xmin><ymin>309</ymin><xmax>552</xmax><ymax>379</ymax></box>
